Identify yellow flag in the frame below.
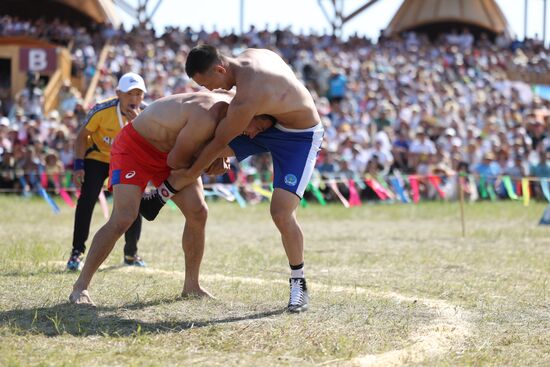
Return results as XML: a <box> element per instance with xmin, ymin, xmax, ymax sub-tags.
<box><xmin>522</xmin><ymin>178</ymin><xmax>530</xmax><ymax>207</ymax></box>
<box><xmin>252</xmin><ymin>184</ymin><xmax>273</xmax><ymax>200</ymax></box>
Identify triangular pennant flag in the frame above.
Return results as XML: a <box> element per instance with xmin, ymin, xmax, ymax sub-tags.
<box><xmin>252</xmin><ymin>183</ymin><xmax>273</xmax><ymax>200</ymax></box>
<box><xmin>478</xmin><ymin>176</ymin><xmax>488</xmax><ymax>199</ymax></box>
<box><xmin>365</xmin><ymin>177</ymin><xmax>388</xmax><ymax>200</ymax></box>
<box><xmin>409</xmin><ymin>176</ymin><xmax>420</xmax><ymax>203</ymax></box>
<box><xmin>229</xmin><ymin>185</ymin><xmax>247</xmax><ymax>208</ymax></box>
<box><xmin>29</xmin><ymin>173</ymin><xmax>59</xmax><ymax>214</ymax></box>
<box><xmin>541</xmin><ymin>179</ymin><xmax>550</xmax><ymax>202</ymax></box>
<box><xmin>502</xmin><ymin>176</ymin><xmax>518</xmax><ymax>200</ymax></box>
<box><xmin>376</xmin><ymin>174</ymin><xmax>395</xmax><ymax>199</ymax></box>
<box><xmin>328</xmin><ymin>180</ymin><xmax>350</xmax><ymax>208</ymax></box>
<box><xmin>353</xmin><ymin>173</ymin><xmax>366</xmax><ymax>190</ymax></box>
<box><xmin>53</xmin><ymin>173</ymin><xmax>75</xmax><ymax>208</ymax></box>
<box><xmin>166</xmin><ymin>199</ymin><xmax>179</xmax><ymax>210</ymax></box>
<box><xmin>40</xmin><ymin>171</ymin><xmax>48</xmax><ymax>188</ymax></box>
<box><xmin>467</xmin><ymin>175</ymin><xmax>479</xmax><ymax>202</ymax></box>
<box><xmin>487</xmin><ymin>182</ymin><xmax>497</xmax><ymax>201</ymax></box>
<box><xmin>212</xmin><ymin>184</ymin><xmax>236</xmax><ymax>202</ymax></box>
<box><xmin>18</xmin><ymin>176</ymin><xmax>31</xmax><ymax>197</ymax></box>
<box><xmin>307</xmin><ymin>183</ymin><xmax>327</xmax><ymax>205</ymax></box>
<box><xmin>428</xmin><ymin>175</ymin><xmax>445</xmax><ymax>199</ymax></box>
<box><xmin>539</xmin><ymin>204</ymin><xmax>550</xmax><ymax>225</ymax></box>
<box><xmin>522</xmin><ymin>178</ymin><xmax>530</xmax><ymax>206</ymax></box>
<box><xmin>64</xmin><ymin>171</ymin><xmax>72</xmax><ymax>189</ymax></box>
<box><xmin>389</xmin><ymin>177</ymin><xmax>409</xmax><ymax>203</ymax></box>
<box><xmin>98</xmin><ymin>190</ymin><xmax>110</xmax><ymax>219</ymax></box>
<box><xmin>348</xmin><ymin>179</ymin><xmax>362</xmax><ymax>207</ymax></box>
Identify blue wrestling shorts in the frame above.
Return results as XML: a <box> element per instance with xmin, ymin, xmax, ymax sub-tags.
<box><xmin>229</xmin><ymin>123</ymin><xmax>324</xmax><ymax>198</ymax></box>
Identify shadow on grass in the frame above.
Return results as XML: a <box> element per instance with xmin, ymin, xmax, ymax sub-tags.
<box><xmin>0</xmin><ymin>300</ymin><xmax>286</xmax><ymax>337</ymax></box>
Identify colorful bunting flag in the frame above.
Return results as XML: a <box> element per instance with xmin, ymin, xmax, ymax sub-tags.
<box><xmin>428</xmin><ymin>175</ymin><xmax>445</xmax><ymax>199</ymax></box>
<box><xmin>502</xmin><ymin>176</ymin><xmax>518</xmax><ymax>200</ymax></box>
<box><xmin>328</xmin><ymin>181</ymin><xmax>350</xmax><ymax>208</ymax></box>
<box><xmin>409</xmin><ymin>176</ymin><xmax>420</xmax><ymax>203</ymax></box>
<box><xmin>522</xmin><ymin>178</ymin><xmax>530</xmax><ymax>206</ymax></box>
<box><xmin>541</xmin><ymin>179</ymin><xmax>550</xmax><ymax>202</ymax></box>
<box><xmin>98</xmin><ymin>190</ymin><xmax>110</xmax><ymax>219</ymax></box>
<box><xmin>348</xmin><ymin>179</ymin><xmax>362</xmax><ymax>207</ymax></box>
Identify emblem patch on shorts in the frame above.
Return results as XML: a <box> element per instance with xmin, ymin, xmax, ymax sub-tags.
<box><xmin>125</xmin><ymin>171</ymin><xmax>136</xmax><ymax>179</ymax></box>
<box><xmin>284</xmin><ymin>174</ymin><xmax>298</xmax><ymax>186</ymax></box>
<box><xmin>111</xmin><ymin>169</ymin><xmax>121</xmax><ymax>185</ymax></box>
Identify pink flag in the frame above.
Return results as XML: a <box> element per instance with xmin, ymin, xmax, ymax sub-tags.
<box><xmin>328</xmin><ymin>181</ymin><xmax>350</xmax><ymax>208</ymax></box>
<box><xmin>428</xmin><ymin>175</ymin><xmax>445</xmax><ymax>199</ymax></box>
<box><xmin>40</xmin><ymin>171</ymin><xmax>48</xmax><ymax>187</ymax></box>
<box><xmin>53</xmin><ymin>174</ymin><xmax>75</xmax><ymax>208</ymax></box>
<box><xmin>365</xmin><ymin>178</ymin><xmax>389</xmax><ymax>200</ymax></box>
<box><xmin>409</xmin><ymin>176</ymin><xmax>420</xmax><ymax>203</ymax></box>
<box><xmin>98</xmin><ymin>190</ymin><xmax>110</xmax><ymax>219</ymax></box>
<box><xmin>347</xmin><ymin>179</ymin><xmax>362</xmax><ymax>207</ymax></box>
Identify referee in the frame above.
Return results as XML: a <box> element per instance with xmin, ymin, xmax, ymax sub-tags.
<box><xmin>67</xmin><ymin>73</ymin><xmax>147</xmax><ymax>271</ymax></box>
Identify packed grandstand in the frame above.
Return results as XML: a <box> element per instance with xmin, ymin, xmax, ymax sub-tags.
<box><xmin>2</xmin><ymin>1</ymin><xmax>550</xmax><ymax>204</ymax></box>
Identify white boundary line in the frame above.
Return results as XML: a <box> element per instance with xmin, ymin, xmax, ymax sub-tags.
<box><xmin>117</xmin><ymin>267</ymin><xmax>472</xmax><ymax>366</ymax></box>
<box><xmin>32</xmin><ymin>263</ymin><xmax>471</xmax><ymax>365</ymax></box>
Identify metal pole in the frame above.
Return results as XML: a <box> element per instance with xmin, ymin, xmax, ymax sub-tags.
<box><xmin>523</xmin><ymin>0</ymin><xmax>529</xmax><ymax>41</ymax></box>
<box><xmin>240</xmin><ymin>0</ymin><xmax>244</xmax><ymax>35</ymax></box>
<box><xmin>458</xmin><ymin>176</ymin><xmax>466</xmax><ymax>238</ymax></box>
<box><xmin>544</xmin><ymin>0</ymin><xmax>548</xmax><ymax>46</ymax></box>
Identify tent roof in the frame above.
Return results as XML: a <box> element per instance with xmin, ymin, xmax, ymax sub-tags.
<box><xmin>0</xmin><ymin>0</ymin><xmax>119</xmax><ymax>27</ymax></box>
<box><xmin>386</xmin><ymin>0</ymin><xmax>511</xmax><ymax>37</ymax></box>
<box><xmin>60</xmin><ymin>0</ymin><xmax>120</xmax><ymax>26</ymax></box>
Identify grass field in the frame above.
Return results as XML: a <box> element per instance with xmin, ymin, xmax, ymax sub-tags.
<box><xmin>1</xmin><ymin>195</ymin><xmax>549</xmax><ymax>366</ymax></box>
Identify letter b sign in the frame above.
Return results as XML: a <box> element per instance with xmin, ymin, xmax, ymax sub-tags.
<box><xmin>19</xmin><ymin>48</ymin><xmax>56</xmax><ymax>73</ymax></box>
<box><xmin>29</xmin><ymin>49</ymin><xmax>47</xmax><ymax>71</ymax></box>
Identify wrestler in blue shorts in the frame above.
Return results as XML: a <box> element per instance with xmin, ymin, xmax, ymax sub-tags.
<box><xmin>229</xmin><ymin>122</ymin><xmax>325</xmax><ymax>198</ymax></box>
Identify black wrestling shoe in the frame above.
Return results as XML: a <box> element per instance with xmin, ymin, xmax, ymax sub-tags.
<box><xmin>287</xmin><ymin>278</ymin><xmax>309</xmax><ymax>313</ymax></box>
<box><xmin>139</xmin><ymin>190</ymin><xmax>165</xmax><ymax>221</ymax></box>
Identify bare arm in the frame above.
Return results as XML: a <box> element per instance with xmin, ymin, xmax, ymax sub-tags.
<box><xmin>166</xmin><ymin>113</ymin><xmax>217</xmax><ymax>169</ymax></box>
<box><xmin>74</xmin><ymin>126</ymin><xmax>91</xmax><ymax>161</ymax></box>
<box><xmin>185</xmin><ymin>97</ymin><xmax>256</xmax><ymax>178</ymax></box>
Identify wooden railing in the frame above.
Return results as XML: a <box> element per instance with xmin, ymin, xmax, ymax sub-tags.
<box><xmin>43</xmin><ymin>47</ymin><xmax>72</xmax><ymax>114</ymax></box>
<box><xmin>506</xmin><ymin>63</ymin><xmax>550</xmax><ymax>85</ymax></box>
<box><xmin>83</xmin><ymin>41</ymin><xmax>112</xmax><ymax>108</ymax></box>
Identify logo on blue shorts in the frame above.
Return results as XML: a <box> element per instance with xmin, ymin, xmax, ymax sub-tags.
<box><xmin>284</xmin><ymin>174</ymin><xmax>298</xmax><ymax>186</ymax></box>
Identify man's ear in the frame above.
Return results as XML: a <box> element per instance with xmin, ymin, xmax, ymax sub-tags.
<box><xmin>214</xmin><ymin>64</ymin><xmax>226</xmax><ymax>74</ymax></box>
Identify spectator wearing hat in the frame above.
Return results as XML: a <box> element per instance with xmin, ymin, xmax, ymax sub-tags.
<box><xmin>67</xmin><ymin>72</ymin><xmax>148</xmax><ymax>271</ymax></box>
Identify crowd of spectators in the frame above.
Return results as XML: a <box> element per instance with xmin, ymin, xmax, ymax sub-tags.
<box><xmin>2</xmin><ymin>18</ymin><xmax>550</xmax><ymax>202</ymax></box>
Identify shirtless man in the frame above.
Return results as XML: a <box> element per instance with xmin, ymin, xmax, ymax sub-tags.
<box><xmin>69</xmin><ymin>90</ymin><xmax>235</xmax><ymax>306</ymax></box>
<box><xmin>140</xmin><ymin>45</ymin><xmax>324</xmax><ymax>313</ymax></box>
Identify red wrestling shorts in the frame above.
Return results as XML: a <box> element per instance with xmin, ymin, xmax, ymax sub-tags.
<box><xmin>108</xmin><ymin>124</ymin><xmax>171</xmax><ymax>191</ymax></box>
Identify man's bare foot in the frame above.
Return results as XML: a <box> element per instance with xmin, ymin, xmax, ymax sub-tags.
<box><xmin>69</xmin><ymin>289</ymin><xmax>96</xmax><ymax>307</ymax></box>
<box><xmin>181</xmin><ymin>286</ymin><xmax>215</xmax><ymax>299</ymax></box>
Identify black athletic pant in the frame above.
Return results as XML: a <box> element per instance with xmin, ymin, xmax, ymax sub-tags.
<box><xmin>71</xmin><ymin>159</ymin><xmax>142</xmax><ymax>256</ymax></box>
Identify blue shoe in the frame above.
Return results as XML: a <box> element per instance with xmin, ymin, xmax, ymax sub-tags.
<box><xmin>66</xmin><ymin>251</ymin><xmax>83</xmax><ymax>271</ymax></box>
<box><xmin>124</xmin><ymin>255</ymin><xmax>147</xmax><ymax>267</ymax></box>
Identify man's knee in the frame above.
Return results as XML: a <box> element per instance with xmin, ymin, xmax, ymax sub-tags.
<box><xmin>185</xmin><ymin>202</ymin><xmax>208</xmax><ymax>224</ymax></box>
<box><xmin>270</xmin><ymin>205</ymin><xmax>293</xmax><ymax>227</ymax></box>
<box><xmin>109</xmin><ymin>213</ymin><xmax>138</xmax><ymax>234</ymax></box>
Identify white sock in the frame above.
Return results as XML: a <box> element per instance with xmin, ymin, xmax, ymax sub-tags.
<box><xmin>290</xmin><ymin>263</ymin><xmax>304</xmax><ymax>278</ymax></box>
<box><xmin>157</xmin><ymin>180</ymin><xmax>177</xmax><ymax>203</ymax></box>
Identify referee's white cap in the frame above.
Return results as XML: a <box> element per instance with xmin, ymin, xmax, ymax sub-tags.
<box><xmin>117</xmin><ymin>72</ymin><xmax>147</xmax><ymax>93</ymax></box>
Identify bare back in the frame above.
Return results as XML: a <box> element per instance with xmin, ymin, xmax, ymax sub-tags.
<box><xmin>234</xmin><ymin>49</ymin><xmax>320</xmax><ymax>129</ymax></box>
<box><xmin>132</xmin><ymin>91</ymin><xmax>233</xmax><ymax>152</ymax></box>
